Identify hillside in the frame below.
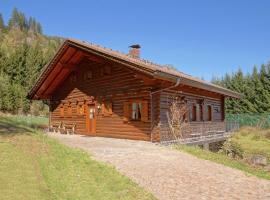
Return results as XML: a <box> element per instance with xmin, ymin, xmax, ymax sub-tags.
<box><xmin>0</xmin><ymin>8</ymin><xmax>63</xmax><ymax>115</ymax></box>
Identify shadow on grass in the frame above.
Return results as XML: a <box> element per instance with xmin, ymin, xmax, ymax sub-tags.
<box><xmin>0</xmin><ymin>118</ymin><xmax>34</xmax><ymax>136</ymax></box>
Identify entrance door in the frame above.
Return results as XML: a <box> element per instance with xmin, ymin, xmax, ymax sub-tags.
<box><xmin>86</xmin><ymin>103</ymin><xmax>96</xmax><ymax>135</ymax></box>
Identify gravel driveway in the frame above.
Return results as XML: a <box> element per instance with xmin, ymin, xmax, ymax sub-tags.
<box><xmin>50</xmin><ymin>133</ymin><xmax>270</xmax><ymax>200</ymax></box>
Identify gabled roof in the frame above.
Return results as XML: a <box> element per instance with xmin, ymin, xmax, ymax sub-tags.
<box><xmin>28</xmin><ymin>39</ymin><xmax>243</xmax><ymax>99</ymax></box>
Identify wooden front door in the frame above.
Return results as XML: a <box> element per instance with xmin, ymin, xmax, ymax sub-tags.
<box><xmin>86</xmin><ymin>103</ymin><xmax>96</xmax><ymax>135</ymax></box>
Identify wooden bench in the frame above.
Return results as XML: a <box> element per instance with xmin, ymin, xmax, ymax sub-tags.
<box><xmin>50</xmin><ymin>122</ymin><xmax>63</xmax><ymax>133</ymax></box>
<box><xmin>62</xmin><ymin>123</ymin><xmax>76</xmax><ymax>134</ymax></box>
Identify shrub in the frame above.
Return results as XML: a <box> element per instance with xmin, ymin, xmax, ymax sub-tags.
<box><xmin>220</xmin><ymin>138</ymin><xmax>244</xmax><ymax>159</ymax></box>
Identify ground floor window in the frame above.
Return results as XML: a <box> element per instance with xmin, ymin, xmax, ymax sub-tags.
<box><xmin>123</xmin><ymin>100</ymin><xmax>148</xmax><ymax>122</ymax></box>
<box><xmin>207</xmin><ymin>105</ymin><xmax>212</xmax><ymax>121</ymax></box>
<box><xmin>131</xmin><ymin>102</ymin><xmax>142</xmax><ymax>120</ymax></box>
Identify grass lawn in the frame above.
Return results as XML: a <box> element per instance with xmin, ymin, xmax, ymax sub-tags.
<box><xmin>175</xmin><ymin>127</ymin><xmax>270</xmax><ymax>180</ymax></box>
<box><xmin>0</xmin><ymin>115</ymin><xmax>156</xmax><ymax>200</ymax></box>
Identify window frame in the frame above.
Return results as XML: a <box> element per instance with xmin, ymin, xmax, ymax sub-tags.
<box><xmin>206</xmin><ymin>105</ymin><xmax>212</xmax><ymax>121</ymax></box>
<box><xmin>123</xmin><ymin>99</ymin><xmax>148</xmax><ymax>122</ymax></box>
<box><xmin>131</xmin><ymin>101</ymin><xmax>142</xmax><ymax>121</ymax></box>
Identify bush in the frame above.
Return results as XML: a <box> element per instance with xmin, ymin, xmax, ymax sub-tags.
<box><xmin>220</xmin><ymin>138</ymin><xmax>244</xmax><ymax>159</ymax></box>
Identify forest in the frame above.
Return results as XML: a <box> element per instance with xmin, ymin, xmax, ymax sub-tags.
<box><xmin>212</xmin><ymin>65</ymin><xmax>270</xmax><ymax>114</ymax></box>
<box><xmin>0</xmin><ymin>8</ymin><xmax>62</xmax><ymax>115</ymax></box>
<box><xmin>0</xmin><ymin>8</ymin><xmax>269</xmax><ymax>116</ymax></box>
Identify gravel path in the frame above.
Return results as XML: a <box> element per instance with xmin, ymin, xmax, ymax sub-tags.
<box><xmin>50</xmin><ymin>133</ymin><xmax>270</xmax><ymax>200</ymax></box>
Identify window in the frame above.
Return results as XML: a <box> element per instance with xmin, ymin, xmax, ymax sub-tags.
<box><xmin>132</xmin><ymin>102</ymin><xmax>142</xmax><ymax>120</ymax></box>
<box><xmin>207</xmin><ymin>105</ymin><xmax>212</xmax><ymax>121</ymax></box>
<box><xmin>123</xmin><ymin>100</ymin><xmax>148</xmax><ymax>122</ymax></box>
<box><xmin>189</xmin><ymin>104</ymin><xmax>197</xmax><ymax>121</ymax></box>
<box><xmin>102</xmin><ymin>102</ymin><xmax>112</xmax><ymax>116</ymax></box>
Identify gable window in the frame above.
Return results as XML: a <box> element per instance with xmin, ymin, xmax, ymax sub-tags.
<box><xmin>123</xmin><ymin>100</ymin><xmax>148</xmax><ymax>122</ymax></box>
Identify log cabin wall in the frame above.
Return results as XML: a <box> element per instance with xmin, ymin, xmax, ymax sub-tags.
<box><xmin>150</xmin><ymin>92</ymin><xmax>161</xmax><ymax>142</ymax></box>
<box><xmin>159</xmin><ymin>89</ymin><xmax>225</xmax><ymax>142</ymax></box>
<box><xmin>50</xmin><ymin>59</ymin><xmax>153</xmax><ymax>141</ymax></box>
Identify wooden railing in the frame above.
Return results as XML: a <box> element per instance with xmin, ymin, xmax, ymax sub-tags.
<box><xmin>160</xmin><ymin>121</ymin><xmax>240</xmax><ymax>144</ymax></box>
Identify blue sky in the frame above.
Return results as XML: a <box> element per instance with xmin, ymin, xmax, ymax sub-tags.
<box><xmin>1</xmin><ymin>0</ymin><xmax>270</xmax><ymax>80</ymax></box>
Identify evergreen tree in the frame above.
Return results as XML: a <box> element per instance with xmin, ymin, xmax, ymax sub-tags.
<box><xmin>0</xmin><ymin>8</ymin><xmax>62</xmax><ymax>114</ymax></box>
<box><xmin>212</xmin><ymin>64</ymin><xmax>270</xmax><ymax>114</ymax></box>
<box><xmin>0</xmin><ymin>13</ymin><xmax>5</xmax><ymax>30</ymax></box>
<box><xmin>8</xmin><ymin>7</ymin><xmax>20</xmax><ymax>29</ymax></box>
<box><xmin>259</xmin><ymin>64</ymin><xmax>270</xmax><ymax>112</ymax></box>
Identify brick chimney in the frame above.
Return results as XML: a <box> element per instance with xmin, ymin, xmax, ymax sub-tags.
<box><xmin>128</xmin><ymin>44</ymin><xmax>141</xmax><ymax>58</ymax></box>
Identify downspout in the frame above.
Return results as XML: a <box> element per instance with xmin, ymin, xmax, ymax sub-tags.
<box><xmin>150</xmin><ymin>77</ymin><xmax>181</xmax><ymax>142</ymax></box>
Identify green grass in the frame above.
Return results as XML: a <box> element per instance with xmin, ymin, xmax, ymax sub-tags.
<box><xmin>231</xmin><ymin>127</ymin><xmax>270</xmax><ymax>162</ymax></box>
<box><xmin>0</xmin><ymin>115</ymin><xmax>156</xmax><ymax>200</ymax></box>
<box><xmin>0</xmin><ymin>114</ymin><xmax>49</xmax><ymax>128</ymax></box>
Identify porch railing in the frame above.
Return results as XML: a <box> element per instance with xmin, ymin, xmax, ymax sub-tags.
<box><xmin>160</xmin><ymin>121</ymin><xmax>240</xmax><ymax>144</ymax></box>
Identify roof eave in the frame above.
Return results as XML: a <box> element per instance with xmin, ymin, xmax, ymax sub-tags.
<box><xmin>153</xmin><ymin>71</ymin><xmax>243</xmax><ymax>99</ymax></box>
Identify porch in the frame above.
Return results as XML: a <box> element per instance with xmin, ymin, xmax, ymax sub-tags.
<box><xmin>160</xmin><ymin>121</ymin><xmax>239</xmax><ymax>145</ymax></box>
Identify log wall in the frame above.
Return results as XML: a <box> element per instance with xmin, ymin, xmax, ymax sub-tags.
<box><xmin>159</xmin><ymin>90</ymin><xmax>224</xmax><ymax>142</ymax></box>
<box><xmin>50</xmin><ymin>59</ymin><xmax>152</xmax><ymax>141</ymax></box>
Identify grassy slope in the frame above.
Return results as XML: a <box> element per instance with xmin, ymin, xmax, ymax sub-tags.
<box><xmin>175</xmin><ymin>127</ymin><xmax>270</xmax><ymax>180</ymax></box>
<box><xmin>231</xmin><ymin>127</ymin><xmax>270</xmax><ymax>161</ymax></box>
<box><xmin>0</xmin><ymin>115</ymin><xmax>155</xmax><ymax>200</ymax></box>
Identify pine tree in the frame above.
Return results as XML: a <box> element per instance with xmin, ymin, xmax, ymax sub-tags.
<box><xmin>8</xmin><ymin>7</ymin><xmax>20</xmax><ymax>29</ymax></box>
<box><xmin>259</xmin><ymin>64</ymin><xmax>270</xmax><ymax>112</ymax></box>
<box><xmin>0</xmin><ymin>13</ymin><xmax>5</xmax><ymax>30</ymax></box>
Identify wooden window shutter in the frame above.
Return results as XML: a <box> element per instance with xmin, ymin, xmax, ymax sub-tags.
<box><xmin>123</xmin><ymin>102</ymin><xmax>130</xmax><ymax>122</ymax></box>
<box><xmin>60</xmin><ymin>105</ymin><xmax>64</xmax><ymax>117</ymax></box>
<box><xmin>76</xmin><ymin>104</ymin><xmax>79</xmax><ymax>115</ymax></box>
<box><xmin>196</xmin><ymin>104</ymin><xmax>200</xmax><ymax>122</ymax></box>
<box><xmin>108</xmin><ymin>102</ymin><xmax>112</xmax><ymax>115</ymax></box>
<box><xmin>101</xmin><ymin>102</ymin><xmax>105</xmax><ymax>115</ymax></box>
<box><xmin>141</xmin><ymin>101</ymin><xmax>149</xmax><ymax>122</ymax></box>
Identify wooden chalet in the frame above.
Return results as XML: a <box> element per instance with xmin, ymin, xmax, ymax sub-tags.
<box><xmin>28</xmin><ymin>39</ymin><xmax>242</xmax><ymax>144</ymax></box>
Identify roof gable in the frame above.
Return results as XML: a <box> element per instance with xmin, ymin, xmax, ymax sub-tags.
<box><xmin>28</xmin><ymin>39</ymin><xmax>243</xmax><ymax>99</ymax></box>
